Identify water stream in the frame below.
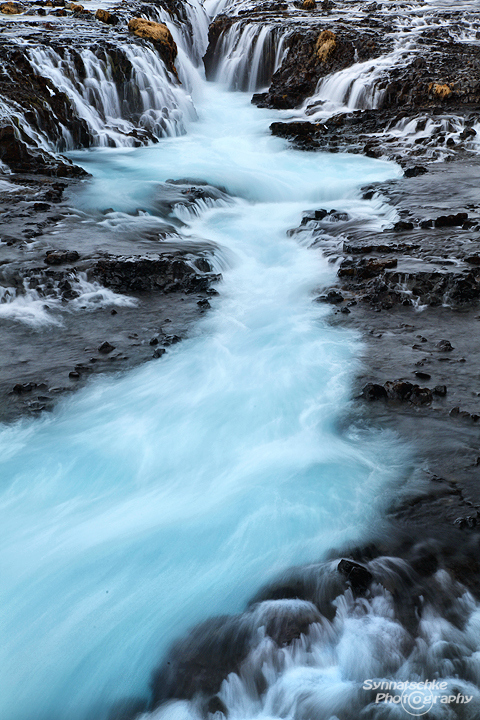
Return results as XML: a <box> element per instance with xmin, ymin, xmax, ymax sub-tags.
<box><xmin>0</xmin><ymin>70</ymin><xmax>411</xmax><ymax>719</ymax></box>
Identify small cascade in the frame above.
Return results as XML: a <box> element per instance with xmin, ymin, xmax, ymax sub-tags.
<box><xmin>0</xmin><ymin>95</ymin><xmax>55</xmax><ymax>152</ymax></box>
<box><xmin>315</xmin><ymin>60</ymin><xmax>387</xmax><ymax>112</ymax></box>
<box><xmin>298</xmin><ymin>10</ymin><xmax>425</xmax><ymax>121</ymax></box>
<box><xmin>0</xmin><ymin>273</ymin><xmax>137</xmax><ymax>327</ymax></box>
<box><xmin>26</xmin><ymin>43</ymin><xmax>196</xmax><ymax>149</ymax></box>
<box><xmin>146</xmin><ymin>556</ymin><xmax>480</xmax><ymax>720</ymax></box>
<box><xmin>144</xmin><ymin>0</ymin><xmax>210</xmax><ymax>70</ymax></box>
<box><xmin>206</xmin><ymin>22</ymin><xmax>290</xmax><ymax>92</ymax></box>
<box><xmin>305</xmin><ymin>50</ymin><xmax>413</xmax><ymax>118</ymax></box>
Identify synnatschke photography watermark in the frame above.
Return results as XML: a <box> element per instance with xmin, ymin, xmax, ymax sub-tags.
<box><xmin>363</xmin><ymin>680</ymin><xmax>473</xmax><ymax>716</ymax></box>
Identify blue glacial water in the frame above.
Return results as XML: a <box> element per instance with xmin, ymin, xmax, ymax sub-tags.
<box><xmin>0</xmin><ymin>83</ymin><xmax>408</xmax><ymax>720</ymax></box>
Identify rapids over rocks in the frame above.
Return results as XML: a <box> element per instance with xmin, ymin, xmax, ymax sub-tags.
<box><xmin>1</xmin><ymin>1</ymin><xmax>480</xmax><ymax>720</ymax></box>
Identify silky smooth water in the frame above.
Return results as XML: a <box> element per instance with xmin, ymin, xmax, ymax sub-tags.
<box><xmin>0</xmin><ymin>83</ymin><xmax>406</xmax><ymax>720</ymax></box>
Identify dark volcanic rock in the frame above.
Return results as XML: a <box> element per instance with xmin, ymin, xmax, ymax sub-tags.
<box><xmin>379</xmin><ymin>41</ymin><xmax>480</xmax><ymax>110</ymax></box>
<box><xmin>337</xmin><ymin>558</ymin><xmax>373</xmax><ymax>593</ymax></box>
<box><xmin>435</xmin><ymin>213</ymin><xmax>468</xmax><ymax>228</ymax></box>
<box><xmin>0</xmin><ymin>126</ymin><xmax>87</xmax><ymax>177</ymax></box>
<box><xmin>316</xmin><ymin>289</ymin><xmax>344</xmax><ymax>303</ymax></box>
<box><xmin>93</xmin><ymin>254</ymin><xmax>220</xmax><ymax>294</ymax></box>
<box><xmin>45</xmin><ymin>250</ymin><xmax>80</xmax><ymax>265</ymax></box>
<box><xmin>151</xmin><ymin>594</ymin><xmax>327</xmax><ymax>707</ymax></box>
<box><xmin>98</xmin><ymin>341</ymin><xmax>115</xmax><ymax>354</ymax></box>
<box><xmin>338</xmin><ymin>257</ymin><xmax>398</xmax><ymax>280</ymax></box>
<box><xmin>361</xmin><ymin>382</ymin><xmax>388</xmax><ymax>401</ymax></box>
<box><xmin>436</xmin><ymin>339</ymin><xmax>454</xmax><ymax>352</ymax></box>
<box><xmin>404</xmin><ymin>166</ymin><xmax>428</xmax><ymax>178</ymax></box>
<box><xmin>256</xmin><ymin>28</ymin><xmax>381</xmax><ymax>109</ymax></box>
<box><xmin>151</xmin><ymin>615</ymin><xmax>252</xmax><ymax>704</ymax></box>
<box><xmin>361</xmin><ymin>379</ymin><xmax>434</xmax><ymax>406</ymax></box>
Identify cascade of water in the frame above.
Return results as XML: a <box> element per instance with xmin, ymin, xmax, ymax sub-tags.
<box><xmin>303</xmin><ymin>48</ymin><xmax>413</xmax><ymax>119</ymax></box>
<box><xmin>0</xmin><ymin>94</ymin><xmax>55</xmax><ymax>151</ymax></box>
<box><xmin>144</xmin><ymin>559</ymin><xmax>480</xmax><ymax>720</ymax></box>
<box><xmin>0</xmin><ymin>273</ymin><xmax>138</xmax><ymax>327</ymax></box>
<box><xmin>208</xmin><ymin>22</ymin><xmax>290</xmax><ymax>92</ymax></box>
<box><xmin>144</xmin><ymin>0</ymin><xmax>211</xmax><ymax>69</ymax></box>
<box><xmin>25</xmin><ymin>43</ymin><xmax>196</xmax><ymax>149</ymax></box>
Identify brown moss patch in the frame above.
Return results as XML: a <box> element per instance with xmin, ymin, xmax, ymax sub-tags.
<box><xmin>95</xmin><ymin>8</ymin><xmax>117</xmax><ymax>24</ymax></box>
<box><xmin>128</xmin><ymin>18</ymin><xmax>178</xmax><ymax>76</ymax></box>
<box><xmin>429</xmin><ymin>83</ymin><xmax>452</xmax><ymax>99</ymax></box>
<box><xmin>128</xmin><ymin>18</ymin><xmax>172</xmax><ymax>44</ymax></box>
<box><xmin>0</xmin><ymin>2</ymin><xmax>25</xmax><ymax>14</ymax></box>
<box><xmin>315</xmin><ymin>30</ymin><xmax>336</xmax><ymax>62</ymax></box>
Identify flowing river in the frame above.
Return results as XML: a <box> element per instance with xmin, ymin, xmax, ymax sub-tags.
<box><xmin>0</xmin><ymin>62</ymin><xmax>414</xmax><ymax>719</ymax></box>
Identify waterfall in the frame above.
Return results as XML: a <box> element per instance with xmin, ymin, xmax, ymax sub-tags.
<box><xmin>303</xmin><ymin>46</ymin><xmax>415</xmax><ymax>119</ymax></box>
<box><xmin>298</xmin><ymin>3</ymin><xmax>462</xmax><ymax>120</ymax></box>
<box><xmin>26</xmin><ymin>44</ymin><xmax>196</xmax><ymax>149</ymax></box>
<box><xmin>207</xmin><ymin>22</ymin><xmax>290</xmax><ymax>92</ymax></box>
<box><xmin>0</xmin><ymin>94</ymin><xmax>55</xmax><ymax>152</ymax></box>
<box><xmin>0</xmin><ymin>0</ymin><xmax>211</xmax><ymax>155</ymax></box>
<box><xmin>143</xmin><ymin>0</ymin><xmax>211</xmax><ymax>68</ymax></box>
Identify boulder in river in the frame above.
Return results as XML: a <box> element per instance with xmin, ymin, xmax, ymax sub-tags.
<box><xmin>95</xmin><ymin>8</ymin><xmax>119</xmax><ymax>25</ymax></box>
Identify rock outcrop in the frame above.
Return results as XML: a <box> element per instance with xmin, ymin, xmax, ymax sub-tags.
<box><xmin>0</xmin><ymin>1</ymin><xmax>25</xmax><ymax>13</ymax></box>
<box><xmin>94</xmin><ymin>8</ymin><xmax>119</xmax><ymax>25</ymax></box>
<box><xmin>252</xmin><ymin>28</ymin><xmax>359</xmax><ymax>109</ymax></box>
<box><xmin>128</xmin><ymin>18</ymin><xmax>178</xmax><ymax>74</ymax></box>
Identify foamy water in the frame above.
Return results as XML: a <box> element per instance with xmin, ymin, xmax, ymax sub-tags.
<box><xmin>0</xmin><ymin>82</ymin><xmax>409</xmax><ymax>720</ymax></box>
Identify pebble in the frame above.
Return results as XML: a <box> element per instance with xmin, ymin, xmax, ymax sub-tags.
<box><xmin>98</xmin><ymin>341</ymin><xmax>115</xmax><ymax>354</ymax></box>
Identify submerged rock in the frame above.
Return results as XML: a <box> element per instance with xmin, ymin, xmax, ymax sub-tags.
<box><xmin>361</xmin><ymin>382</ymin><xmax>388</xmax><ymax>400</ymax></box>
<box><xmin>45</xmin><ymin>250</ymin><xmax>80</xmax><ymax>265</ymax></box>
<box><xmin>337</xmin><ymin>558</ymin><xmax>373</xmax><ymax>593</ymax></box>
<box><xmin>436</xmin><ymin>339</ymin><xmax>454</xmax><ymax>352</ymax></box>
<box><xmin>98</xmin><ymin>342</ymin><xmax>115</xmax><ymax>354</ymax></box>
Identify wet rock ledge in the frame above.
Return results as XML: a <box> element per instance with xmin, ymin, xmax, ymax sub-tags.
<box><xmin>289</xmin><ymin>159</ymin><xmax>480</xmax><ymax>532</ymax></box>
<box><xmin>203</xmin><ymin>0</ymin><xmax>480</xmax><ymax>531</ymax></box>
<box><xmin>0</xmin><ymin>0</ymin><xmax>225</xmax><ymax>421</ymax></box>
<box><xmin>0</xmin><ymin>175</ymin><xmax>221</xmax><ymax>422</ymax></box>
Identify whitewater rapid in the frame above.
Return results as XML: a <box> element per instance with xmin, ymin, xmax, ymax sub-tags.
<box><xmin>0</xmin><ymin>77</ymin><xmax>408</xmax><ymax>720</ymax></box>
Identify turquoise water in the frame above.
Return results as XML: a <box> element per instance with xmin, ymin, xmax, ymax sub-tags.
<box><xmin>0</xmin><ymin>83</ymin><xmax>406</xmax><ymax>720</ymax></box>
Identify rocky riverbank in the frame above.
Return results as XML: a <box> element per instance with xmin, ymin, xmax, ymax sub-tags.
<box><xmin>0</xmin><ymin>170</ymin><xmax>221</xmax><ymax>421</ymax></box>
<box><xmin>204</xmin><ymin>0</ymin><xmax>480</xmax><ymax>529</ymax></box>
<box><xmin>288</xmin><ymin>160</ymin><xmax>480</xmax><ymax>532</ymax></box>
<box><xmin>3</xmin><ymin>0</ymin><xmax>480</xmax><ymax>716</ymax></box>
